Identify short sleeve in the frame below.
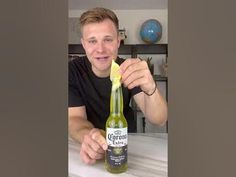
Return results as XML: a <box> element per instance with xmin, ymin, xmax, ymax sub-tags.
<box><xmin>68</xmin><ymin>61</ymin><xmax>84</xmax><ymax>107</ymax></box>
<box><xmin>130</xmin><ymin>86</ymin><xmax>142</xmax><ymax>96</ymax></box>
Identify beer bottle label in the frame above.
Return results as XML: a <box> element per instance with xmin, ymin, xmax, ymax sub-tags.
<box><xmin>106</xmin><ymin>128</ymin><xmax>128</xmax><ymax>167</ymax></box>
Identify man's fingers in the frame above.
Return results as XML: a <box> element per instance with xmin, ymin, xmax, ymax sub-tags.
<box><xmin>80</xmin><ymin>148</ymin><xmax>96</xmax><ymax>165</ymax></box>
<box><xmin>119</xmin><ymin>58</ymin><xmax>140</xmax><ymax>73</ymax></box>
<box><xmin>122</xmin><ymin>69</ymin><xmax>145</xmax><ymax>87</ymax></box>
<box><xmin>81</xmin><ymin>141</ymin><xmax>104</xmax><ymax>162</ymax></box>
<box><xmin>86</xmin><ymin>145</ymin><xmax>104</xmax><ymax>160</ymax></box>
<box><xmin>89</xmin><ymin>140</ymin><xmax>104</xmax><ymax>154</ymax></box>
<box><xmin>120</xmin><ymin>59</ymin><xmax>147</xmax><ymax>82</ymax></box>
<box><xmin>91</xmin><ymin>129</ymin><xmax>108</xmax><ymax>150</ymax></box>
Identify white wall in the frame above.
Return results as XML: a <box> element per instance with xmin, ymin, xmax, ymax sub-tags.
<box><xmin>69</xmin><ymin>9</ymin><xmax>168</xmax><ymax>44</ymax></box>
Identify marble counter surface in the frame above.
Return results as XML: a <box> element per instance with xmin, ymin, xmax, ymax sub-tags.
<box><xmin>69</xmin><ymin>133</ymin><xmax>168</xmax><ymax>177</ymax></box>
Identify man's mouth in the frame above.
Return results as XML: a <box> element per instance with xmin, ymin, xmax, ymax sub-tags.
<box><xmin>96</xmin><ymin>56</ymin><xmax>109</xmax><ymax>60</ymax></box>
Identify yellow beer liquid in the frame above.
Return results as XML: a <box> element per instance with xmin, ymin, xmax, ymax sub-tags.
<box><xmin>105</xmin><ymin>61</ymin><xmax>128</xmax><ymax>173</ymax></box>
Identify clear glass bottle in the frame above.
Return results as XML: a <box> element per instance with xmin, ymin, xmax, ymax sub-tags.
<box><xmin>105</xmin><ymin>85</ymin><xmax>128</xmax><ymax>173</ymax></box>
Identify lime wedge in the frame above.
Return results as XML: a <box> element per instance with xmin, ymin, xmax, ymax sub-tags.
<box><xmin>110</xmin><ymin>60</ymin><xmax>121</xmax><ymax>91</ymax></box>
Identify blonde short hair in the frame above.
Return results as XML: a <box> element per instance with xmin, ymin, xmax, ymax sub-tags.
<box><xmin>79</xmin><ymin>7</ymin><xmax>119</xmax><ymax>33</ymax></box>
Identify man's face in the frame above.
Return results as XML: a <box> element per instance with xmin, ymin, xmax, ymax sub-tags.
<box><xmin>81</xmin><ymin>19</ymin><xmax>120</xmax><ymax>77</ymax></box>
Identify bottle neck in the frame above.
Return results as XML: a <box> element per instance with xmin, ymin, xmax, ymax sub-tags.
<box><xmin>110</xmin><ymin>86</ymin><xmax>123</xmax><ymax>116</ymax></box>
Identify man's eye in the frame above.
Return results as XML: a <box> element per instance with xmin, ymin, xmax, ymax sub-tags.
<box><xmin>88</xmin><ymin>40</ymin><xmax>96</xmax><ymax>44</ymax></box>
<box><xmin>104</xmin><ymin>38</ymin><xmax>113</xmax><ymax>42</ymax></box>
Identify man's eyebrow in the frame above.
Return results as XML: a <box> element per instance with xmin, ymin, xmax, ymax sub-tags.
<box><xmin>104</xmin><ymin>35</ymin><xmax>113</xmax><ymax>38</ymax></box>
<box><xmin>87</xmin><ymin>37</ymin><xmax>96</xmax><ymax>40</ymax></box>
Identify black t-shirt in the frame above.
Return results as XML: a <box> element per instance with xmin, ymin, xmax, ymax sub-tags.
<box><xmin>68</xmin><ymin>56</ymin><xmax>142</xmax><ymax>132</ymax></box>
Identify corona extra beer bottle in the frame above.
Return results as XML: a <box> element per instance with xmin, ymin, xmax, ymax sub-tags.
<box><xmin>105</xmin><ymin>60</ymin><xmax>128</xmax><ymax>173</ymax></box>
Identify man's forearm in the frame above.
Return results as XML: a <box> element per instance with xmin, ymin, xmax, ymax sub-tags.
<box><xmin>69</xmin><ymin>116</ymin><xmax>94</xmax><ymax>143</ymax></box>
<box><xmin>144</xmin><ymin>87</ymin><xmax>168</xmax><ymax>125</ymax></box>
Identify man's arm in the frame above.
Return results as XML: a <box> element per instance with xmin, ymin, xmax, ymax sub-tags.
<box><xmin>68</xmin><ymin>106</ymin><xmax>94</xmax><ymax>143</ymax></box>
<box><xmin>68</xmin><ymin>106</ymin><xmax>107</xmax><ymax>164</ymax></box>
<box><xmin>133</xmin><ymin>84</ymin><xmax>167</xmax><ymax>125</ymax></box>
<box><xmin>120</xmin><ymin>58</ymin><xmax>167</xmax><ymax>126</ymax></box>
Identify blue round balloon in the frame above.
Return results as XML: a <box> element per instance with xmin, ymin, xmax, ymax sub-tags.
<box><xmin>140</xmin><ymin>19</ymin><xmax>162</xmax><ymax>44</ymax></box>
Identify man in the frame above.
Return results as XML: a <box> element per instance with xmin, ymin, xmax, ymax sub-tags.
<box><xmin>69</xmin><ymin>7</ymin><xmax>167</xmax><ymax>164</ymax></box>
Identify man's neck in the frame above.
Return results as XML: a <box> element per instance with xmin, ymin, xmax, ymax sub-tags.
<box><xmin>91</xmin><ymin>66</ymin><xmax>110</xmax><ymax>78</ymax></box>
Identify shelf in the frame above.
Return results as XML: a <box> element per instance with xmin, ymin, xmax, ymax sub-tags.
<box><xmin>135</xmin><ymin>44</ymin><xmax>167</xmax><ymax>55</ymax></box>
<box><xmin>153</xmin><ymin>75</ymin><xmax>167</xmax><ymax>82</ymax></box>
<box><xmin>68</xmin><ymin>44</ymin><xmax>168</xmax><ymax>56</ymax></box>
<box><xmin>69</xmin><ymin>44</ymin><xmax>85</xmax><ymax>54</ymax></box>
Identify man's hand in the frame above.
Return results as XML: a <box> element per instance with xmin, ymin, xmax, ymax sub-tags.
<box><xmin>80</xmin><ymin>128</ymin><xmax>108</xmax><ymax>164</ymax></box>
<box><xmin>119</xmin><ymin>58</ymin><xmax>156</xmax><ymax>95</ymax></box>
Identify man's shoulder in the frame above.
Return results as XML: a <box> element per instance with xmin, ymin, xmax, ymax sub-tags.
<box><xmin>69</xmin><ymin>56</ymin><xmax>89</xmax><ymax>70</ymax></box>
<box><xmin>68</xmin><ymin>56</ymin><xmax>91</xmax><ymax>80</ymax></box>
<box><xmin>69</xmin><ymin>56</ymin><xmax>87</xmax><ymax>65</ymax></box>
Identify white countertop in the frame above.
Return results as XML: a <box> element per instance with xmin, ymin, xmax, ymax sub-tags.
<box><xmin>69</xmin><ymin>133</ymin><xmax>168</xmax><ymax>177</ymax></box>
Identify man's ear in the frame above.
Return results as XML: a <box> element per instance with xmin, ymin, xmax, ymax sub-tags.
<box><xmin>81</xmin><ymin>38</ymin><xmax>85</xmax><ymax>48</ymax></box>
<box><xmin>117</xmin><ymin>35</ymin><xmax>121</xmax><ymax>48</ymax></box>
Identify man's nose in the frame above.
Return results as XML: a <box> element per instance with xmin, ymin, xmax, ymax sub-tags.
<box><xmin>96</xmin><ymin>42</ymin><xmax>105</xmax><ymax>52</ymax></box>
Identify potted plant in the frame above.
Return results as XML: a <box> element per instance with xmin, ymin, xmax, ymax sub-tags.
<box><xmin>145</xmin><ymin>57</ymin><xmax>154</xmax><ymax>75</ymax></box>
<box><xmin>139</xmin><ymin>57</ymin><xmax>154</xmax><ymax>75</ymax></box>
